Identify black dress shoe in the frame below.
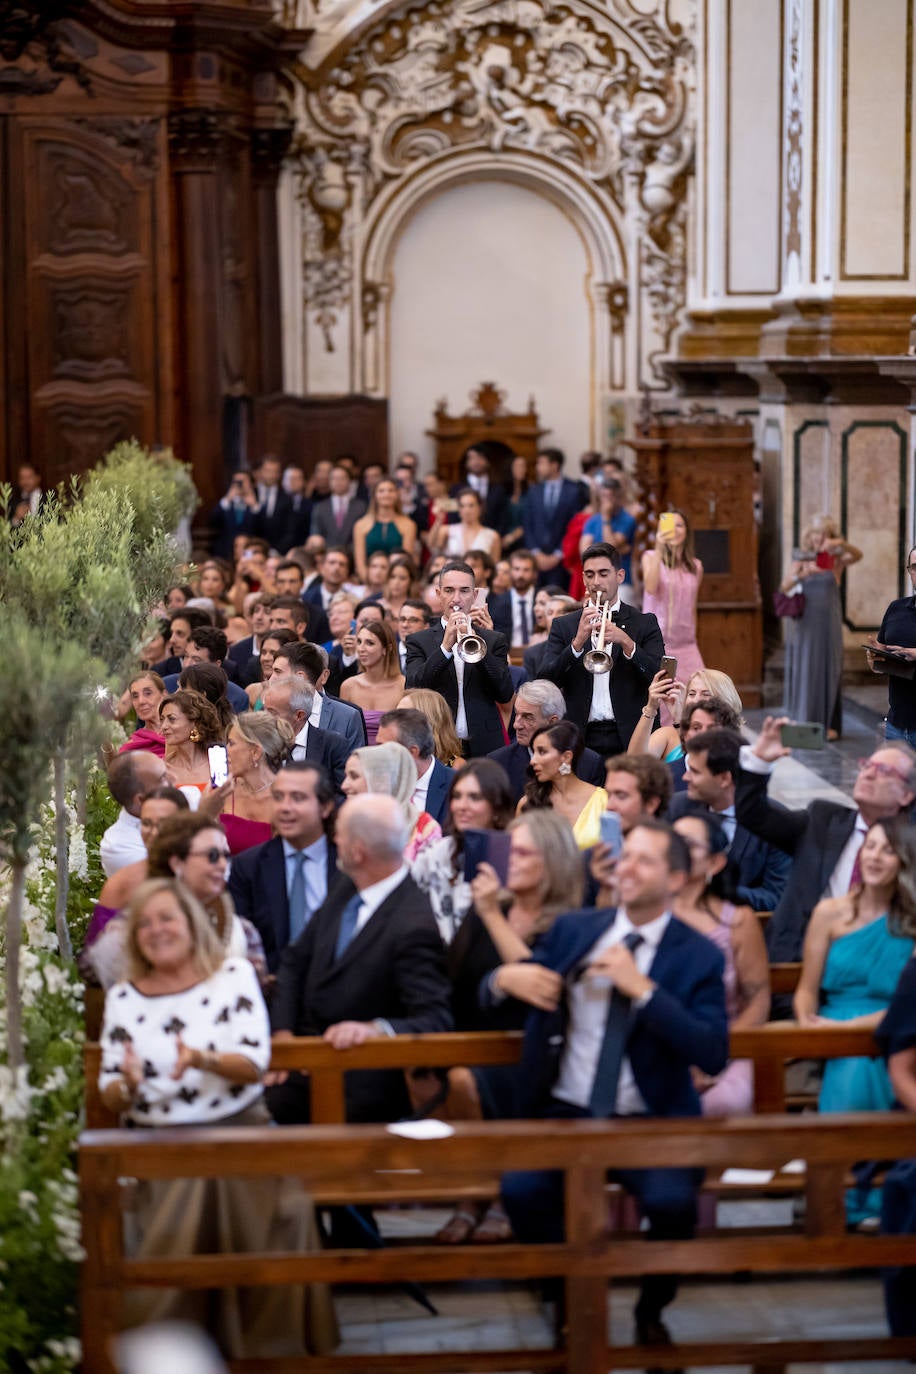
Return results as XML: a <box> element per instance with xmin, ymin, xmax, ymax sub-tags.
<box><xmin>634</xmin><ymin>1310</ymin><xmax>683</xmax><ymax>1374</ymax></box>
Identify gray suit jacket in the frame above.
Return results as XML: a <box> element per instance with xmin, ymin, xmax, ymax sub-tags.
<box><xmin>310</xmin><ymin>496</ymin><xmax>367</xmax><ymax>547</ymax></box>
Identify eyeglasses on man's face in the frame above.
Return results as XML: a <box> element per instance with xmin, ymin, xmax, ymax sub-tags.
<box><xmin>857</xmin><ymin>759</ymin><xmax>910</xmax><ymax>783</ymax></box>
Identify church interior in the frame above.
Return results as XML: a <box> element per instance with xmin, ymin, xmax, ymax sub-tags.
<box><xmin>5</xmin><ymin>0</ymin><xmax>916</xmax><ymax>1370</ymax></box>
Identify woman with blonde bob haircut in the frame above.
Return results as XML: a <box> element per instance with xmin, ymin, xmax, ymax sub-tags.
<box><xmin>398</xmin><ymin>686</ymin><xmax>464</xmax><ymax>769</ymax></box>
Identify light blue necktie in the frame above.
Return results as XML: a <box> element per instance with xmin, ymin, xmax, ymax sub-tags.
<box><xmin>334</xmin><ymin>893</ymin><xmax>363</xmax><ymax>961</ymax></box>
<box><xmin>288</xmin><ymin>851</ymin><xmax>308</xmax><ymax>942</ymax></box>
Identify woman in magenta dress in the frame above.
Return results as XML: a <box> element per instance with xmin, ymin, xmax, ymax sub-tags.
<box><xmin>201</xmin><ymin>712</ymin><xmax>294</xmax><ymax>855</ymax></box>
<box><xmin>641</xmin><ymin>508</ymin><xmax>704</xmax><ymax>725</ymax></box>
<box><xmin>118</xmin><ymin>672</ymin><xmax>168</xmax><ymax>758</ymax></box>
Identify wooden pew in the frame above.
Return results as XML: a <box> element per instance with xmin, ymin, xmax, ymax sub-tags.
<box><xmin>80</xmin><ymin>1110</ymin><xmax>916</xmax><ymax>1374</ymax></box>
<box><xmin>83</xmin><ymin>1023</ymin><xmax>875</xmax><ymax>1129</ymax></box>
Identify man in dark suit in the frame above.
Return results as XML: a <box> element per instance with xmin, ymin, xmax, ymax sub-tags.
<box><xmin>262</xmin><ymin>674</ymin><xmax>350</xmax><ymax>794</ymax></box>
<box><xmin>227</xmin><ymin>594</ymin><xmax>273</xmax><ymax>687</ymax></box>
<box><xmin>228</xmin><ymin>761</ymin><xmax>338</xmax><ymax>971</ymax></box>
<box><xmin>669</xmin><ymin>728</ymin><xmax>791</xmax><ymax>913</ymax></box>
<box><xmin>404</xmin><ymin>560</ymin><xmax>513</xmax><ymax>758</ymax></box>
<box><xmin>268</xmin><ymin>594</ymin><xmax>331</xmax><ymax>654</ymax></box>
<box><xmin>736</xmin><ymin>716</ymin><xmax>916</xmax><ymax>962</ymax></box>
<box><xmin>541</xmin><ymin>542</ymin><xmax>664</xmax><ymax>758</ymax></box>
<box><xmin>310</xmin><ymin>463</ymin><xmax>367</xmax><ymax>546</ymax></box>
<box><xmin>523</xmin><ymin>448</ymin><xmax>588</xmax><ymax>588</ymax></box>
<box><xmin>281</xmin><ymin>465</ymin><xmax>312</xmax><ymax>552</ymax></box>
<box><xmin>267</xmin><ymin>794</ymin><xmax>453</xmax><ymax>1123</ymax></box>
<box><xmin>274</xmin><ymin>640</ymin><xmax>367</xmax><ymax>751</ymax></box>
<box><xmin>489</xmin><ymin>679</ymin><xmax>605</xmax><ymax>803</ymax></box>
<box><xmin>500</xmin><ymin>819</ymin><xmax>728</xmax><ymax>1352</ymax></box>
<box><xmin>488</xmin><ymin>549</ymin><xmax>538</xmax><ymax>648</ymax></box>
<box><xmin>451</xmin><ymin>447</ymin><xmax>509</xmax><ymax>535</ymax></box>
<box><xmin>376</xmin><ymin>708</ymin><xmax>454</xmax><ymax>826</ymax></box>
<box><xmin>251</xmin><ymin>454</ymin><xmax>293</xmax><ymax>552</ymax></box>
<box><xmin>302</xmin><ymin>545</ymin><xmax>354</xmax><ymax>624</ymax></box>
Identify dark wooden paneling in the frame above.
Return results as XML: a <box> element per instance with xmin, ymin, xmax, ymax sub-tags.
<box><xmin>252</xmin><ymin>392</ymin><xmax>389</xmax><ymax>475</ymax></box>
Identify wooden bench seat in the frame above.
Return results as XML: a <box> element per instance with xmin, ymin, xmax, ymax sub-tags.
<box><xmin>79</xmin><ymin>1110</ymin><xmax>916</xmax><ymax>1374</ymax></box>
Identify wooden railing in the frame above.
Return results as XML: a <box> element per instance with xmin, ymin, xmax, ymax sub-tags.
<box><xmin>79</xmin><ymin>1110</ymin><xmax>916</xmax><ymax>1374</ymax></box>
<box><xmin>83</xmin><ymin>1021</ymin><xmax>874</xmax><ymax>1129</ymax></box>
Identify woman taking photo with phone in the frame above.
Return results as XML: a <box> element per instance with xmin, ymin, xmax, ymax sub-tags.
<box><xmin>781</xmin><ymin>515</ymin><xmax>862</xmax><ymax>739</ymax></box>
<box><xmin>641</xmin><ymin>508</ymin><xmax>704</xmax><ymax>722</ymax></box>
<box><xmin>519</xmin><ymin>720</ymin><xmax>608</xmax><ymax>849</ymax></box>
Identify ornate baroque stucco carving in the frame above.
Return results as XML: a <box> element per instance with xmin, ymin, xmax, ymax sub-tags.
<box><xmin>285</xmin><ymin>0</ymin><xmax>694</xmax><ymax>388</ymax></box>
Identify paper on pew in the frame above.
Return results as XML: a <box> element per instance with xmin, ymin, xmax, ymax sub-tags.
<box><xmin>781</xmin><ymin>1158</ymin><xmax>806</xmax><ymax>1174</ymax></box>
<box><xmin>720</xmin><ymin>1167</ymin><xmax>775</xmax><ymax>1184</ymax></box>
<box><xmin>386</xmin><ymin>1119</ymin><xmax>455</xmax><ymax>1140</ymax></box>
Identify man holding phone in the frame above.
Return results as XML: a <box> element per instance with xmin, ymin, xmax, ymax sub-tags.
<box><xmin>541</xmin><ymin>543</ymin><xmax>664</xmax><ymax>758</ymax></box>
<box><xmin>736</xmin><ymin>717</ymin><xmax>916</xmax><ymax>964</ymax></box>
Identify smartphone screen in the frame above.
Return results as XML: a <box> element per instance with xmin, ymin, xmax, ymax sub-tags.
<box><xmin>462</xmin><ymin>828</ymin><xmax>511</xmax><ymax>884</ymax></box>
<box><xmin>779</xmin><ymin>722</ymin><xmax>826</xmax><ymax>751</ymax></box>
<box><xmin>208</xmin><ymin>744</ymin><xmax>229</xmax><ymax>788</ymax></box>
<box><xmin>598</xmin><ymin>810</ymin><xmax>623</xmax><ymax>857</ymax></box>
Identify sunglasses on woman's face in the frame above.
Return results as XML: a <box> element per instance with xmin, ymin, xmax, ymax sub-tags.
<box><xmin>188</xmin><ymin>847</ymin><xmax>230</xmax><ymax>864</ymax></box>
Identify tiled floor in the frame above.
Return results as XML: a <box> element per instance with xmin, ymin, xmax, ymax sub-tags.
<box><xmin>324</xmin><ymin>1204</ymin><xmax>909</xmax><ymax>1370</ymax></box>
<box><xmin>744</xmin><ymin>690</ymin><xmax>889</xmax><ymax>807</ymax></box>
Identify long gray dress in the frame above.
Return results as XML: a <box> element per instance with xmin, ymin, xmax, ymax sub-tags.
<box><xmin>784</xmin><ymin>570</ymin><xmax>843</xmax><ymax>730</ymax></box>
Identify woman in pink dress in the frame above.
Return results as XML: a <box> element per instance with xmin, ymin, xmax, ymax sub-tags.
<box><xmin>641</xmin><ymin>508</ymin><xmax>704</xmax><ymax>725</ymax></box>
<box><xmin>672</xmin><ymin>809</ymin><xmax>770</xmax><ymax>1115</ymax></box>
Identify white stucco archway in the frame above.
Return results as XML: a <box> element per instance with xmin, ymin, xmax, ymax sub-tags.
<box><xmin>356</xmin><ymin>146</ymin><xmax>631</xmax><ymax>441</ymax></box>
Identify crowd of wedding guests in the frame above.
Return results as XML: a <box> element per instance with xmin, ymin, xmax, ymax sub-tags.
<box><xmin>72</xmin><ymin>445</ymin><xmax>916</xmax><ymax>1356</ymax></box>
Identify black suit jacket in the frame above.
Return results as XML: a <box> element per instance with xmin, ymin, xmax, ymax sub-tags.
<box><xmin>291</xmin><ymin>722</ymin><xmax>350</xmax><ymax>795</ymax></box>
<box><xmin>488</xmin><ymin>740</ymin><xmax>607</xmax><ymax>804</ymax></box>
<box><xmin>523</xmin><ymin>478</ymin><xmax>586</xmax><ymax>556</ymax></box>
<box><xmin>282</xmin><ymin>494</ymin><xmax>313</xmax><ymax>552</ymax></box>
<box><xmin>404</xmin><ymin>624</ymin><xmax>513</xmax><ymax>757</ymax></box>
<box><xmin>270</xmin><ymin>872</ymin><xmax>453</xmax><ymax>1120</ymax></box>
<box><xmin>735</xmin><ymin>766</ymin><xmax>859</xmax><ymax>962</ymax></box>
<box><xmin>667</xmin><ymin>792</ymin><xmax>792</xmax><ymax>914</ymax></box>
<box><xmin>253</xmin><ymin>489</ymin><xmax>293</xmax><ymax>553</ymax></box>
<box><xmin>450</xmin><ymin>481</ymin><xmax>508</xmax><ymax>535</ymax></box>
<box><xmin>539</xmin><ymin>603</ymin><xmax>664</xmax><ymax>754</ymax></box>
<box><xmin>227</xmin><ymin>834</ymin><xmax>338</xmax><ymax>972</ymax></box>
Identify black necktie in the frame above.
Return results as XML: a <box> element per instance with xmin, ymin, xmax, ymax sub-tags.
<box><xmin>519</xmin><ymin>596</ymin><xmax>530</xmax><ymax>644</ymax></box>
<box><xmin>588</xmin><ymin>930</ymin><xmax>644</xmax><ymax>1118</ymax></box>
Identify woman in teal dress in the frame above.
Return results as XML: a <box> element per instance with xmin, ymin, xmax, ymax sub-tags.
<box><xmin>795</xmin><ymin>818</ymin><xmax>916</xmax><ymax>1223</ymax></box>
<box><xmin>352</xmin><ymin>477</ymin><xmax>418</xmax><ymax>583</ymax></box>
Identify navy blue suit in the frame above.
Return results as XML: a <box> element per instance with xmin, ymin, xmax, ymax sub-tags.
<box><xmin>422</xmin><ymin>757</ymin><xmax>455</xmax><ymax>826</ymax></box>
<box><xmin>501</xmin><ymin>907</ymin><xmax>727</xmax><ymax>1319</ymax></box>
<box><xmin>667</xmin><ymin>793</ymin><xmax>791</xmax><ymax>913</ymax></box>
<box><xmin>228</xmin><ymin>835</ymin><xmax>338</xmax><ymax>972</ymax></box>
<box><xmin>523</xmin><ymin>478</ymin><xmax>586</xmax><ymax>587</ymax></box>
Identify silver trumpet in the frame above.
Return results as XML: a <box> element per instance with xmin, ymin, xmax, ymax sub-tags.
<box><xmin>453</xmin><ymin>609</ymin><xmax>487</xmax><ymax>663</ymax></box>
<box><xmin>583</xmin><ymin>591</ymin><xmax>613</xmax><ymax>675</ymax></box>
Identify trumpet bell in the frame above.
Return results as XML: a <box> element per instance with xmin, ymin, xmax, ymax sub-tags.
<box><xmin>583</xmin><ymin>647</ymin><xmax>612</xmax><ymax>675</ymax></box>
<box><xmin>456</xmin><ymin>633</ymin><xmax>487</xmax><ymax>663</ymax></box>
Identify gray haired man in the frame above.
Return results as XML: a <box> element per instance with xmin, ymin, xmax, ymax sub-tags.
<box><xmin>488</xmin><ymin>679</ymin><xmax>607</xmax><ymax>803</ymax></box>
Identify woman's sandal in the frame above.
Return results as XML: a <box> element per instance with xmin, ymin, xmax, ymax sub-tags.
<box><xmin>434</xmin><ymin>1208</ymin><xmax>481</xmax><ymax>1244</ymax></box>
<box><xmin>471</xmin><ymin>1203</ymin><xmax>512</xmax><ymax>1243</ymax></box>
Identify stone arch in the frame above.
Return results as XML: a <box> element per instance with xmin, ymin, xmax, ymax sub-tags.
<box><xmin>357</xmin><ymin>146</ymin><xmax>630</xmax><ymax>408</ymax></box>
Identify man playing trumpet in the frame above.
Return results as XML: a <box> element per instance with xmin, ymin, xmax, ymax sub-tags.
<box><xmin>405</xmin><ymin>560</ymin><xmax>514</xmax><ymax>758</ymax></box>
<box><xmin>541</xmin><ymin>543</ymin><xmax>664</xmax><ymax>759</ymax></box>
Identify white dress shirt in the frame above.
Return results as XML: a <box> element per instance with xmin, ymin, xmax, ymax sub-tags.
<box><xmin>570</xmin><ymin>596</ymin><xmax>633</xmax><ymax>722</ymax></box>
<box><xmin>511</xmin><ymin>587</ymin><xmax>535</xmax><ymax>645</ymax></box>
<box><xmin>292</xmin><ymin>721</ymin><xmax>310</xmax><ymax>761</ymax></box>
<box><xmin>99</xmin><ymin>809</ymin><xmax>146</xmax><ymax>877</ymax></box>
<box><xmin>553</xmin><ymin>909</ymin><xmax>669</xmax><ymax>1116</ymax></box>
<box><xmin>411</xmin><ymin>759</ymin><xmax>434</xmax><ymax>811</ymax></box>
<box><xmin>438</xmin><ymin>616</ymin><xmax>469</xmax><ymax>740</ymax></box>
